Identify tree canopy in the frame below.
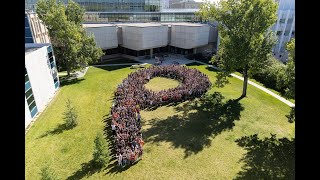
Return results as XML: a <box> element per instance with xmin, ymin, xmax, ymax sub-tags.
<box><xmin>36</xmin><ymin>0</ymin><xmax>103</xmax><ymax>76</ymax></box>
<box><xmin>198</xmin><ymin>0</ymin><xmax>278</xmax><ymax>98</ymax></box>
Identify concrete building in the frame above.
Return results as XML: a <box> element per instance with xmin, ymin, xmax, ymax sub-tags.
<box><xmin>83</xmin><ymin>22</ymin><xmax>217</xmax><ymax>60</ymax></box>
<box><xmin>84</xmin><ymin>24</ymin><xmax>118</xmax><ymax>49</ymax></box>
<box><xmin>272</xmin><ymin>0</ymin><xmax>295</xmax><ymax>62</ymax></box>
<box><xmin>25</xmin><ymin>12</ymin><xmax>50</xmax><ymax>43</ymax></box>
<box><xmin>25</xmin><ymin>43</ymin><xmax>59</xmax><ymax>129</ymax></box>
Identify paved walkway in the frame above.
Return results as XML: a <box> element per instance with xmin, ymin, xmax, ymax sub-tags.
<box><xmin>196</xmin><ymin>61</ymin><xmax>295</xmax><ymax>107</ymax></box>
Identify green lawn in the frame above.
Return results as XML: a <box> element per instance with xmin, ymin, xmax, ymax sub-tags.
<box><xmin>95</xmin><ymin>58</ymin><xmax>139</xmax><ymax>65</ymax></box>
<box><xmin>144</xmin><ymin>77</ymin><xmax>180</xmax><ymax>92</ymax></box>
<box><xmin>233</xmin><ymin>71</ymin><xmax>295</xmax><ymax>104</ymax></box>
<box><xmin>26</xmin><ymin>65</ymin><xmax>295</xmax><ymax>179</ymax></box>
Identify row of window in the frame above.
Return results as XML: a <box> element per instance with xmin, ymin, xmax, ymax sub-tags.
<box><xmin>25</xmin><ymin>67</ymin><xmax>38</xmax><ymax>118</ymax></box>
<box><xmin>276</xmin><ymin>31</ymin><xmax>295</xmax><ymax>36</ymax></box>
<box><xmin>84</xmin><ymin>13</ymin><xmax>199</xmax><ymax>22</ymax></box>
<box><xmin>47</xmin><ymin>46</ymin><xmax>59</xmax><ymax>89</ymax></box>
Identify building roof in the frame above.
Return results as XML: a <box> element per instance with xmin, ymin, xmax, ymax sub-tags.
<box><xmin>25</xmin><ymin>47</ymin><xmax>40</xmax><ymax>55</ymax></box>
<box><xmin>162</xmin><ymin>22</ymin><xmax>206</xmax><ymax>27</ymax></box>
<box><xmin>82</xmin><ymin>23</ymin><xmax>116</xmax><ymax>28</ymax></box>
<box><xmin>116</xmin><ymin>23</ymin><xmax>165</xmax><ymax>28</ymax></box>
<box><xmin>25</xmin><ymin>43</ymin><xmax>50</xmax><ymax>56</ymax></box>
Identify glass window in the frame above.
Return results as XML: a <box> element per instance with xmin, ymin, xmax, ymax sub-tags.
<box><xmin>276</xmin><ymin>31</ymin><xmax>282</xmax><ymax>35</ymax></box>
<box><xmin>49</xmin><ymin>56</ymin><xmax>54</xmax><ymax>63</ymax></box>
<box><xmin>28</xmin><ymin>100</ymin><xmax>37</xmax><ymax>111</ymax></box>
<box><xmin>25</xmin><ymin>28</ymin><xmax>32</xmax><ymax>37</ymax></box>
<box><xmin>48</xmin><ymin>52</ymin><xmax>53</xmax><ymax>58</ymax></box>
<box><xmin>25</xmin><ymin>87</ymin><xmax>33</xmax><ymax>98</ymax></box>
<box><xmin>54</xmin><ymin>77</ymin><xmax>58</xmax><ymax>83</ymax></box>
<box><xmin>25</xmin><ymin>74</ymin><xmax>29</xmax><ymax>83</ymax></box>
<box><xmin>25</xmin><ymin>81</ymin><xmax>31</xmax><ymax>92</ymax></box>
<box><xmin>25</xmin><ymin>17</ymin><xmax>30</xmax><ymax>27</ymax></box>
<box><xmin>27</xmin><ymin>95</ymin><xmax>35</xmax><ymax>105</ymax></box>
<box><xmin>30</xmin><ymin>106</ymin><xmax>38</xmax><ymax>117</ymax></box>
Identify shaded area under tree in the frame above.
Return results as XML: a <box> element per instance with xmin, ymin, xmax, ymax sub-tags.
<box><xmin>234</xmin><ymin>134</ymin><xmax>295</xmax><ymax>179</ymax></box>
<box><xmin>142</xmin><ymin>92</ymin><xmax>244</xmax><ymax>158</ymax></box>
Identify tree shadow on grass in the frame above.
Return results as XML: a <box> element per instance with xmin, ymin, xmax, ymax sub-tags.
<box><xmin>95</xmin><ymin>65</ymin><xmax>132</xmax><ymax>71</ymax></box>
<box><xmin>142</xmin><ymin>92</ymin><xmax>244</xmax><ymax>158</ymax></box>
<box><xmin>38</xmin><ymin>123</ymin><xmax>74</xmax><ymax>138</ymax></box>
<box><xmin>60</xmin><ymin>78</ymin><xmax>85</xmax><ymax>87</ymax></box>
<box><xmin>234</xmin><ymin>134</ymin><xmax>295</xmax><ymax>179</ymax></box>
<box><xmin>66</xmin><ymin>159</ymin><xmax>104</xmax><ymax>180</ymax></box>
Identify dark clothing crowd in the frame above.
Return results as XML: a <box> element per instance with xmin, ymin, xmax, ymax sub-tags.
<box><xmin>111</xmin><ymin>65</ymin><xmax>211</xmax><ymax>167</ymax></box>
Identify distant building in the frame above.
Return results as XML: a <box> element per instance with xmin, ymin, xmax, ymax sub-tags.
<box><xmin>170</xmin><ymin>0</ymin><xmax>202</xmax><ymax>9</ymax></box>
<box><xmin>25</xmin><ymin>43</ymin><xmax>59</xmax><ymax>129</ymax></box>
<box><xmin>25</xmin><ymin>0</ymin><xmax>200</xmax><ymax>23</ymax></box>
<box><xmin>25</xmin><ymin>12</ymin><xmax>50</xmax><ymax>43</ymax></box>
<box><xmin>272</xmin><ymin>0</ymin><xmax>295</xmax><ymax>62</ymax></box>
<box><xmin>83</xmin><ymin>22</ymin><xmax>218</xmax><ymax>60</ymax></box>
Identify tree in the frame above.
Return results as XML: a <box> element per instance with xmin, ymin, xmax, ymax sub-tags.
<box><xmin>92</xmin><ymin>132</ymin><xmax>110</xmax><ymax>167</ymax></box>
<box><xmin>283</xmin><ymin>38</ymin><xmax>295</xmax><ymax>99</ymax></box>
<box><xmin>36</xmin><ymin>0</ymin><xmax>103</xmax><ymax>76</ymax></box>
<box><xmin>198</xmin><ymin>0</ymin><xmax>278</xmax><ymax>98</ymax></box>
<box><xmin>63</xmin><ymin>99</ymin><xmax>78</xmax><ymax>128</ymax></box>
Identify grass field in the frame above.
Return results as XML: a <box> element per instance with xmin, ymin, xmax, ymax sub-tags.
<box><xmin>95</xmin><ymin>58</ymin><xmax>139</xmax><ymax>65</ymax></box>
<box><xmin>25</xmin><ymin>65</ymin><xmax>295</xmax><ymax>179</ymax></box>
<box><xmin>144</xmin><ymin>77</ymin><xmax>180</xmax><ymax>92</ymax></box>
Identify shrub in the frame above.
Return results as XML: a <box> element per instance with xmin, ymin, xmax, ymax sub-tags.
<box><xmin>286</xmin><ymin>107</ymin><xmax>295</xmax><ymax>123</ymax></box>
<box><xmin>40</xmin><ymin>165</ymin><xmax>59</xmax><ymax>180</ymax></box>
<box><xmin>63</xmin><ymin>99</ymin><xmax>78</xmax><ymax>128</ymax></box>
<box><xmin>252</xmin><ymin>57</ymin><xmax>286</xmax><ymax>94</ymax></box>
<box><xmin>93</xmin><ymin>132</ymin><xmax>110</xmax><ymax>167</ymax></box>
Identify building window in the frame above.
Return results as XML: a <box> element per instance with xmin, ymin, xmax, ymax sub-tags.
<box><xmin>25</xmin><ymin>67</ymin><xmax>38</xmax><ymax>118</ymax></box>
<box><xmin>279</xmin><ymin>19</ymin><xmax>285</xmax><ymax>23</ymax></box>
<box><xmin>276</xmin><ymin>31</ymin><xmax>282</xmax><ymax>35</ymax></box>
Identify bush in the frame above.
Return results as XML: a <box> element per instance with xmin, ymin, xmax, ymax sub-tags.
<box><xmin>63</xmin><ymin>99</ymin><xmax>78</xmax><ymax>128</ymax></box>
<box><xmin>252</xmin><ymin>57</ymin><xmax>287</xmax><ymax>94</ymax></box>
<box><xmin>93</xmin><ymin>132</ymin><xmax>110</xmax><ymax>167</ymax></box>
<box><xmin>286</xmin><ymin>107</ymin><xmax>295</xmax><ymax>123</ymax></box>
<box><xmin>40</xmin><ymin>165</ymin><xmax>59</xmax><ymax>180</ymax></box>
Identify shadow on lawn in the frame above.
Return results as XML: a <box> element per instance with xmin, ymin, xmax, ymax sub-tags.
<box><xmin>60</xmin><ymin>78</ymin><xmax>85</xmax><ymax>87</ymax></box>
<box><xmin>234</xmin><ymin>134</ymin><xmax>295</xmax><ymax>179</ymax></box>
<box><xmin>66</xmin><ymin>159</ymin><xmax>104</xmax><ymax>180</ymax></box>
<box><xmin>95</xmin><ymin>65</ymin><xmax>132</xmax><ymax>71</ymax></box>
<box><xmin>143</xmin><ymin>92</ymin><xmax>244</xmax><ymax>158</ymax></box>
<box><xmin>38</xmin><ymin>123</ymin><xmax>74</xmax><ymax>138</ymax></box>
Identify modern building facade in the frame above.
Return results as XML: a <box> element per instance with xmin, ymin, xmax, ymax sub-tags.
<box><xmin>25</xmin><ymin>12</ymin><xmax>50</xmax><ymax>43</ymax></box>
<box><xmin>25</xmin><ymin>0</ymin><xmax>201</xmax><ymax>23</ymax></box>
<box><xmin>272</xmin><ymin>0</ymin><xmax>295</xmax><ymax>62</ymax></box>
<box><xmin>25</xmin><ymin>43</ymin><xmax>59</xmax><ymax>129</ymax></box>
<box><xmin>84</xmin><ymin>22</ymin><xmax>217</xmax><ymax>60</ymax></box>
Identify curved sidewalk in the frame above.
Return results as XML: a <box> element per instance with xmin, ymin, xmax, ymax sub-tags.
<box><xmin>197</xmin><ymin>61</ymin><xmax>295</xmax><ymax>107</ymax></box>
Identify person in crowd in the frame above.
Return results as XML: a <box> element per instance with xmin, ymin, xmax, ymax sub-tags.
<box><xmin>110</xmin><ymin>65</ymin><xmax>211</xmax><ymax>167</ymax></box>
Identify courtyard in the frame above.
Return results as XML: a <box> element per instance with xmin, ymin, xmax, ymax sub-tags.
<box><xmin>25</xmin><ymin>64</ymin><xmax>295</xmax><ymax>179</ymax></box>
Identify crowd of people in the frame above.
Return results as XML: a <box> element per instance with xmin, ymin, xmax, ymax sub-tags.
<box><xmin>110</xmin><ymin>65</ymin><xmax>211</xmax><ymax>167</ymax></box>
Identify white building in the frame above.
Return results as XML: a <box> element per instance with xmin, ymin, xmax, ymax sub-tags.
<box><xmin>83</xmin><ymin>24</ymin><xmax>118</xmax><ymax>49</ymax></box>
<box><xmin>272</xmin><ymin>0</ymin><xmax>295</xmax><ymax>62</ymax></box>
<box><xmin>83</xmin><ymin>22</ymin><xmax>216</xmax><ymax>60</ymax></box>
<box><xmin>25</xmin><ymin>43</ymin><xmax>60</xmax><ymax>129</ymax></box>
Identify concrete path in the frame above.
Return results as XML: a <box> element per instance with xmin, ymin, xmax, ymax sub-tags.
<box><xmin>196</xmin><ymin>61</ymin><xmax>295</xmax><ymax>107</ymax></box>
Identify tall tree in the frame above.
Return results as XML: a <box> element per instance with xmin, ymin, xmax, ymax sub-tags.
<box><xmin>198</xmin><ymin>0</ymin><xmax>278</xmax><ymax>98</ymax></box>
<box><xmin>283</xmin><ymin>38</ymin><xmax>295</xmax><ymax>99</ymax></box>
<box><xmin>36</xmin><ymin>0</ymin><xmax>103</xmax><ymax>76</ymax></box>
